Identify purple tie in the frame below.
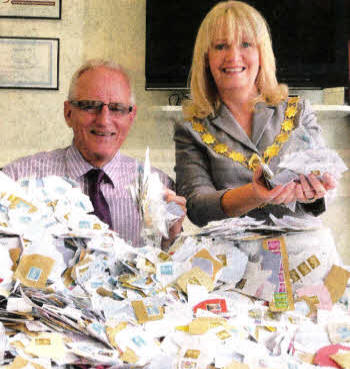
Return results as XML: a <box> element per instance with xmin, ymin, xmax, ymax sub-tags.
<box><xmin>86</xmin><ymin>169</ymin><xmax>113</xmax><ymax>229</ymax></box>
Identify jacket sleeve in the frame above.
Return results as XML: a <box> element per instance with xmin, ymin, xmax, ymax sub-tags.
<box><xmin>174</xmin><ymin>120</ymin><xmax>228</xmax><ymax>226</ymax></box>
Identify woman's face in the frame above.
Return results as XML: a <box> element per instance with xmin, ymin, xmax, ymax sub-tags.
<box><xmin>207</xmin><ymin>33</ymin><xmax>260</xmax><ymax>99</ymax></box>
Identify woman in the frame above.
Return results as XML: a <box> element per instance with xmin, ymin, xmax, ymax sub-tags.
<box><xmin>174</xmin><ymin>0</ymin><xmax>335</xmax><ymax>227</ymax></box>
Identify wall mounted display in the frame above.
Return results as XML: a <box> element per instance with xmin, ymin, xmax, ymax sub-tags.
<box><xmin>0</xmin><ymin>37</ymin><xmax>59</xmax><ymax>90</ymax></box>
<box><xmin>146</xmin><ymin>0</ymin><xmax>349</xmax><ymax>89</ymax></box>
<box><xmin>0</xmin><ymin>0</ymin><xmax>61</xmax><ymax>19</ymax></box>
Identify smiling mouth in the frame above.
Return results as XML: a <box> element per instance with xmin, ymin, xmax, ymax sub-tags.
<box><xmin>222</xmin><ymin>67</ymin><xmax>246</xmax><ymax>73</ymax></box>
<box><xmin>91</xmin><ymin>130</ymin><xmax>116</xmax><ymax>137</ymax></box>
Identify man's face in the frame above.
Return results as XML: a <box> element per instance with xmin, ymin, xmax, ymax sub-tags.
<box><xmin>64</xmin><ymin>66</ymin><xmax>136</xmax><ymax>168</ymax></box>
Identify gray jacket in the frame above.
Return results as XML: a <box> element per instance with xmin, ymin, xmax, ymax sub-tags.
<box><xmin>174</xmin><ymin>98</ymin><xmax>325</xmax><ymax>226</ymax></box>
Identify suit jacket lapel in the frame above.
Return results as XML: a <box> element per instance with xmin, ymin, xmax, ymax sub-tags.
<box><xmin>210</xmin><ymin>104</ymin><xmax>258</xmax><ymax>152</ymax></box>
<box><xmin>251</xmin><ymin>102</ymin><xmax>275</xmax><ymax>147</ymax></box>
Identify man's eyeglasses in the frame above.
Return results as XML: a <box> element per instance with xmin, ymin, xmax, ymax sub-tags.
<box><xmin>69</xmin><ymin>100</ymin><xmax>133</xmax><ymax>116</ymax></box>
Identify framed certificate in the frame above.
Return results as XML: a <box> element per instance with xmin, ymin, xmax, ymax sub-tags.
<box><xmin>0</xmin><ymin>0</ymin><xmax>61</xmax><ymax>19</ymax></box>
<box><xmin>0</xmin><ymin>37</ymin><xmax>59</xmax><ymax>90</ymax></box>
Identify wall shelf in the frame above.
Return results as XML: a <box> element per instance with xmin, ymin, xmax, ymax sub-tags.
<box><xmin>151</xmin><ymin>105</ymin><xmax>350</xmax><ymax>113</ymax></box>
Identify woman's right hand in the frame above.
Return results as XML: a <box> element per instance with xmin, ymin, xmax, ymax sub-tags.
<box><xmin>252</xmin><ymin>166</ymin><xmax>297</xmax><ymax>205</ymax></box>
<box><xmin>222</xmin><ymin>166</ymin><xmax>298</xmax><ymax>217</ymax></box>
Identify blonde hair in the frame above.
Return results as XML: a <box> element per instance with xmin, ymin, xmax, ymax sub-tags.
<box><xmin>68</xmin><ymin>58</ymin><xmax>135</xmax><ymax>104</ymax></box>
<box><xmin>184</xmin><ymin>0</ymin><xmax>288</xmax><ymax>121</ymax></box>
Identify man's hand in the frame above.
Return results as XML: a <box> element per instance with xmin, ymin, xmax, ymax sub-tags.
<box><xmin>161</xmin><ymin>189</ymin><xmax>186</xmax><ymax>249</ymax></box>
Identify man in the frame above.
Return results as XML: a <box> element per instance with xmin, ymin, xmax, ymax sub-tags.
<box><xmin>3</xmin><ymin>59</ymin><xmax>186</xmax><ymax>247</ymax></box>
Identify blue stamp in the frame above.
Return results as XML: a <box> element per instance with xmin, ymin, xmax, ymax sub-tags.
<box><xmin>146</xmin><ymin>305</ymin><xmax>160</xmax><ymax>316</ymax></box>
<box><xmin>55</xmin><ymin>186</ymin><xmax>66</xmax><ymax>195</ymax></box>
<box><xmin>132</xmin><ymin>336</ymin><xmax>146</xmax><ymax>347</ymax></box>
<box><xmin>79</xmin><ymin>220</ymin><xmax>90</xmax><ymax>229</ymax></box>
<box><xmin>27</xmin><ymin>267</ymin><xmax>42</xmax><ymax>281</ymax></box>
<box><xmin>160</xmin><ymin>264</ymin><xmax>173</xmax><ymax>275</ymax></box>
<box><xmin>20</xmin><ymin>216</ymin><xmax>32</xmax><ymax>224</ymax></box>
<box><xmin>90</xmin><ymin>322</ymin><xmax>105</xmax><ymax>335</ymax></box>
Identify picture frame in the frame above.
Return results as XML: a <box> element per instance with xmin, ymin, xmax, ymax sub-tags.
<box><xmin>0</xmin><ymin>0</ymin><xmax>61</xmax><ymax>20</ymax></box>
<box><xmin>0</xmin><ymin>37</ymin><xmax>59</xmax><ymax>90</ymax></box>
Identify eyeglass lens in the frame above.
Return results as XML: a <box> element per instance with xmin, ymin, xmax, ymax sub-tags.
<box><xmin>70</xmin><ymin>100</ymin><xmax>132</xmax><ymax>115</ymax></box>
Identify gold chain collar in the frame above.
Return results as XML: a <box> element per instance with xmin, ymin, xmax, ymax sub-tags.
<box><xmin>190</xmin><ymin>96</ymin><xmax>300</xmax><ymax>171</ymax></box>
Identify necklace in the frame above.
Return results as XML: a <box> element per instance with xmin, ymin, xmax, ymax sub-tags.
<box><xmin>190</xmin><ymin>96</ymin><xmax>299</xmax><ymax>171</ymax></box>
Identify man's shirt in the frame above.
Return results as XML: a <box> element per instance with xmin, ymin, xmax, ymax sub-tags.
<box><xmin>3</xmin><ymin>145</ymin><xmax>172</xmax><ymax>246</ymax></box>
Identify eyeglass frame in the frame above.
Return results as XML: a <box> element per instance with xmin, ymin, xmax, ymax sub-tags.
<box><xmin>69</xmin><ymin>100</ymin><xmax>133</xmax><ymax>115</ymax></box>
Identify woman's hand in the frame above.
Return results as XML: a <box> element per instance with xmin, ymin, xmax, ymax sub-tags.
<box><xmin>296</xmin><ymin>172</ymin><xmax>336</xmax><ymax>203</ymax></box>
<box><xmin>221</xmin><ymin>167</ymin><xmax>335</xmax><ymax>217</ymax></box>
<box><xmin>252</xmin><ymin>166</ymin><xmax>297</xmax><ymax>205</ymax></box>
<box><xmin>253</xmin><ymin>166</ymin><xmax>337</xmax><ymax>206</ymax></box>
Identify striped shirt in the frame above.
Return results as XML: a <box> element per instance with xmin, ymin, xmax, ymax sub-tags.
<box><xmin>3</xmin><ymin>145</ymin><xmax>172</xmax><ymax>247</ymax></box>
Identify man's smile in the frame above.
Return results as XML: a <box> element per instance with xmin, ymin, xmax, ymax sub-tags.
<box><xmin>90</xmin><ymin>130</ymin><xmax>116</xmax><ymax>137</ymax></box>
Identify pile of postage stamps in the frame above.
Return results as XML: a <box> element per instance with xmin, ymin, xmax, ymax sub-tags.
<box><xmin>0</xmin><ymin>168</ymin><xmax>350</xmax><ymax>369</ymax></box>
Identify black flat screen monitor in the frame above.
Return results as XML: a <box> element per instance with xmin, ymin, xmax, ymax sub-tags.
<box><xmin>146</xmin><ymin>0</ymin><xmax>349</xmax><ymax>90</ymax></box>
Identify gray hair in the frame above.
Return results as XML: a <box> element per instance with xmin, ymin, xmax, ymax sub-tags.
<box><xmin>68</xmin><ymin>58</ymin><xmax>135</xmax><ymax>104</ymax></box>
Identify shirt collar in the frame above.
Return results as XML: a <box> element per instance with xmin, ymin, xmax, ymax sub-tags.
<box><xmin>100</xmin><ymin>151</ymin><xmax>122</xmax><ymax>187</ymax></box>
<box><xmin>65</xmin><ymin>144</ymin><xmax>121</xmax><ymax>188</ymax></box>
<box><xmin>65</xmin><ymin>144</ymin><xmax>93</xmax><ymax>180</ymax></box>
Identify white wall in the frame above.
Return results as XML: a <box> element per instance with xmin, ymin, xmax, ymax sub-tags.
<box><xmin>0</xmin><ymin>0</ymin><xmax>171</xmax><ymax>170</ymax></box>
